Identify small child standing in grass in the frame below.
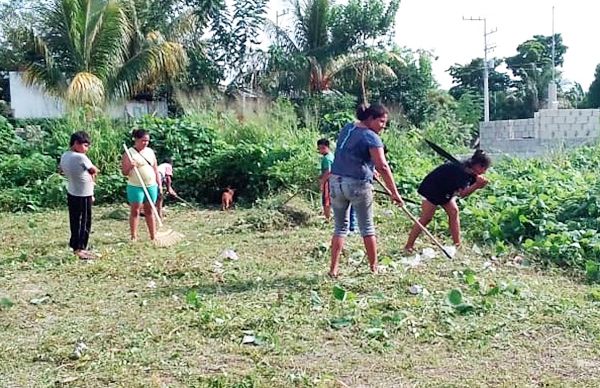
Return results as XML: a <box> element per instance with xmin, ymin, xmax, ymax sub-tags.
<box><xmin>318</xmin><ymin>138</ymin><xmax>335</xmax><ymax>221</ymax></box>
<box><xmin>59</xmin><ymin>131</ymin><xmax>99</xmax><ymax>259</ymax></box>
<box><xmin>317</xmin><ymin>138</ymin><xmax>356</xmax><ymax>231</ymax></box>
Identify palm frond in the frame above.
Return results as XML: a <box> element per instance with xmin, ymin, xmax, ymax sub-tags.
<box><xmin>89</xmin><ymin>0</ymin><xmax>132</xmax><ymax>81</ymax></box>
<box><xmin>165</xmin><ymin>9</ymin><xmax>200</xmax><ymax>43</ymax></box>
<box><xmin>109</xmin><ymin>39</ymin><xmax>187</xmax><ymax>100</ymax></box>
<box><xmin>22</xmin><ymin>32</ymin><xmax>69</xmax><ymax>96</ymax></box>
<box><xmin>263</xmin><ymin>19</ymin><xmax>300</xmax><ymax>54</ymax></box>
<box><xmin>66</xmin><ymin>71</ymin><xmax>105</xmax><ymax>106</ymax></box>
<box><xmin>292</xmin><ymin>0</ymin><xmax>329</xmax><ymax>55</ymax></box>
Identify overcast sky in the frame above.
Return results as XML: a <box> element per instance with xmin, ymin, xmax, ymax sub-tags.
<box><xmin>266</xmin><ymin>0</ymin><xmax>600</xmax><ymax>90</ymax></box>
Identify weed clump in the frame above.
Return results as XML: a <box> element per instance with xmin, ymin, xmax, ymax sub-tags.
<box><xmin>232</xmin><ymin>192</ymin><xmax>318</xmax><ymax>232</ymax></box>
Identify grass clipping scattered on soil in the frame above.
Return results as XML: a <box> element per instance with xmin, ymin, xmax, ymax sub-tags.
<box><xmin>2</xmin><ymin>206</ymin><xmax>600</xmax><ymax>387</ymax></box>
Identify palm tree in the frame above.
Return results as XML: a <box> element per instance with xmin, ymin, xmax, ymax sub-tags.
<box><xmin>265</xmin><ymin>0</ymin><xmax>402</xmax><ymax>100</ymax></box>
<box><xmin>308</xmin><ymin>50</ymin><xmax>402</xmax><ymax>103</ymax></box>
<box><xmin>23</xmin><ymin>0</ymin><xmax>187</xmax><ymax>107</ymax></box>
<box><xmin>261</xmin><ymin>0</ymin><xmax>331</xmax><ymax>95</ymax></box>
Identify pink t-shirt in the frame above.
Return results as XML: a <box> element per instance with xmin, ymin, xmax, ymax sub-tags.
<box><xmin>157</xmin><ymin>163</ymin><xmax>173</xmax><ymax>182</ymax></box>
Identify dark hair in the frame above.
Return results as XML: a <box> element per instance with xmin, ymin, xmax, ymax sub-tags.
<box><xmin>356</xmin><ymin>103</ymin><xmax>389</xmax><ymax>121</ymax></box>
<box><xmin>163</xmin><ymin>157</ymin><xmax>173</xmax><ymax>164</ymax></box>
<box><xmin>69</xmin><ymin>131</ymin><xmax>91</xmax><ymax>147</ymax></box>
<box><xmin>317</xmin><ymin>138</ymin><xmax>330</xmax><ymax>147</ymax></box>
<box><xmin>466</xmin><ymin>149</ymin><xmax>491</xmax><ymax>169</ymax></box>
<box><xmin>131</xmin><ymin>129</ymin><xmax>149</xmax><ymax>139</ymax></box>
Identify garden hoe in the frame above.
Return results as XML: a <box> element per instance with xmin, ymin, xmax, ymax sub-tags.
<box><xmin>374</xmin><ymin>176</ymin><xmax>454</xmax><ymax>260</ymax></box>
<box><xmin>123</xmin><ymin>145</ymin><xmax>184</xmax><ymax>247</ymax></box>
<box><xmin>171</xmin><ymin>193</ymin><xmax>194</xmax><ymax>207</ymax></box>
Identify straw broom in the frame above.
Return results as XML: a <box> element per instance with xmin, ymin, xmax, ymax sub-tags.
<box><xmin>123</xmin><ymin>144</ymin><xmax>184</xmax><ymax>247</ymax></box>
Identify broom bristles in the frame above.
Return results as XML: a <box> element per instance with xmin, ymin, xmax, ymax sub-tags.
<box><xmin>153</xmin><ymin>228</ymin><xmax>185</xmax><ymax>247</ymax></box>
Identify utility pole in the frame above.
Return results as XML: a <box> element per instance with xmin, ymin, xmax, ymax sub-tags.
<box><xmin>463</xmin><ymin>17</ymin><xmax>496</xmax><ymax>122</ymax></box>
<box><xmin>275</xmin><ymin>9</ymin><xmax>290</xmax><ymax>45</ymax></box>
<box><xmin>551</xmin><ymin>6</ymin><xmax>556</xmax><ymax>83</ymax></box>
<box><xmin>275</xmin><ymin>9</ymin><xmax>289</xmax><ymax>29</ymax></box>
<box><xmin>548</xmin><ymin>5</ymin><xmax>559</xmax><ymax>109</ymax></box>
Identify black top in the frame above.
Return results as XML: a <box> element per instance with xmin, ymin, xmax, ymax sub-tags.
<box><xmin>418</xmin><ymin>163</ymin><xmax>475</xmax><ymax>206</ymax></box>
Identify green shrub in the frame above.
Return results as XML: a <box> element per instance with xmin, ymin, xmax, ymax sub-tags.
<box><xmin>0</xmin><ymin>116</ymin><xmax>21</xmax><ymax>154</ymax></box>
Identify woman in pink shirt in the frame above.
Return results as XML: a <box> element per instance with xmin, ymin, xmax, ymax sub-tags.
<box><xmin>156</xmin><ymin>157</ymin><xmax>177</xmax><ymax>218</ymax></box>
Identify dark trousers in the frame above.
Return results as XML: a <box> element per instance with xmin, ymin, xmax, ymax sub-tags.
<box><xmin>67</xmin><ymin>194</ymin><xmax>93</xmax><ymax>251</ymax></box>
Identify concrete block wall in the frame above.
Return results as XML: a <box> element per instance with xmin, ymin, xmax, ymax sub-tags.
<box><xmin>480</xmin><ymin>118</ymin><xmax>537</xmax><ymax>142</ymax></box>
<box><xmin>480</xmin><ymin>108</ymin><xmax>600</xmax><ymax>157</ymax></box>
<box><xmin>538</xmin><ymin>109</ymin><xmax>600</xmax><ymax>140</ymax></box>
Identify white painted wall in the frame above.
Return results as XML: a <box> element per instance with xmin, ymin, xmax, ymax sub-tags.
<box><xmin>9</xmin><ymin>72</ymin><xmax>168</xmax><ymax>119</ymax></box>
<box><xmin>9</xmin><ymin>72</ymin><xmax>64</xmax><ymax>118</ymax></box>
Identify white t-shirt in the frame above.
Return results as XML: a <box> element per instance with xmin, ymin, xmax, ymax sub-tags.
<box><xmin>127</xmin><ymin>147</ymin><xmax>157</xmax><ymax>187</ymax></box>
<box><xmin>60</xmin><ymin>151</ymin><xmax>94</xmax><ymax>197</ymax></box>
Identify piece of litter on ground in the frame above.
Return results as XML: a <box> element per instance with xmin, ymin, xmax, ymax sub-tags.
<box><xmin>408</xmin><ymin>285</ymin><xmax>423</xmax><ymax>295</ymax></box>
<box><xmin>421</xmin><ymin>247</ymin><xmax>437</xmax><ymax>260</ymax></box>
<box><xmin>483</xmin><ymin>261</ymin><xmax>493</xmax><ymax>270</ymax></box>
<box><xmin>382</xmin><ymin>209</ymin><xmax>394</xmax><ymax>217</ymax></box>
<box><xmin>29</xmin><ymin>295</ymin><xmax>51</xmax><ymax>305</ymax></box>
<box><xmin>472</xmin><ymin>244</ymin><xmax>482</xmax><ymax>255</ymax></box>
<box><xmin>147</xmin><ymin>280</ymin><xmax>157</xmax><ymax>289</ymax></box>
<box><xmin>220</xmin><ymin>249</ymin><xmax>239</xmax><ymax>261</ymax></box>
<box><xmin>513</xmin><ymin>255</ymin><xmax>524</xmax><ymax>265</ymax></box>
<box><xmin>69</xmin><ymin>340</ymin><xmax>87</xmax><ymax>360</ymax></box>
<box><xmin>401</xmin><ymin>254</ymin><xmax>422</xmax><ymax>268</ymax></box>
<box><xmin>442</xmin><ymin>245</ymin><xmax>457</xmax><ymax>258</ymax></box>
<box><xmin>241</xmin><ymin>335</ymin><xmax>256</xmax><ymax>345</ymax></box>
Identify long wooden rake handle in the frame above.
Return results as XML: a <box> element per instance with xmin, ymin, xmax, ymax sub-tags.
<box><xmin>374</xmin><ymin>176</ymin><xmax>453</xmax><ymax>260</ymax></box>
<box><xmin>171</xmin><ymin>192</ymin><xmax>192</xmax><ymax>207</ymax></box>
<box><xmin>123</xmin><ymin>144</ymin><xmax>163</xmax><ymax>227</ymax></box>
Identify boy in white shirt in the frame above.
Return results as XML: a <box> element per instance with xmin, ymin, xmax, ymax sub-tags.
<box><xmin>59</xmin><ymin>131</ymin><xmax>99</xmax><ymax>259</ymax></box>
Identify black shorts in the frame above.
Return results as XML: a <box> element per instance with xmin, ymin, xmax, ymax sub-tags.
<box><xmin>418</xmin><ymin>188</ymin><xmax>451</xmax><ymax>206</ymax></box>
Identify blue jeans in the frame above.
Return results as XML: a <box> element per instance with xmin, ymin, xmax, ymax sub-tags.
<box><xmin>329</xmin><ymin>175</ymin><xmax>374</xmax><ymax>237</ymax></box>
<box><xmin>349</xmin><ymin>206</ymin><xmax>357</xmax><ymax>231</ymax></box>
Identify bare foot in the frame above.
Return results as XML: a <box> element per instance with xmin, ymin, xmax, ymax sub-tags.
<box><xmin>75</xmin><ymin>250</ymin><xmax>94</xmax><ymax>260</ymax></box>
<box><xmin>327</xmin><ymin>271</ymin><xmax>338</xmax><ymax>279</ymax></box>
<box><xmin>81</xmin><ymin>250</ymin><xmax>98</xmax><ymax>259</ymax></box>
<box><xmin>403</xmin><ymin>246</ymin><xmax>415</xmax><ymax>255</ymax></box>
